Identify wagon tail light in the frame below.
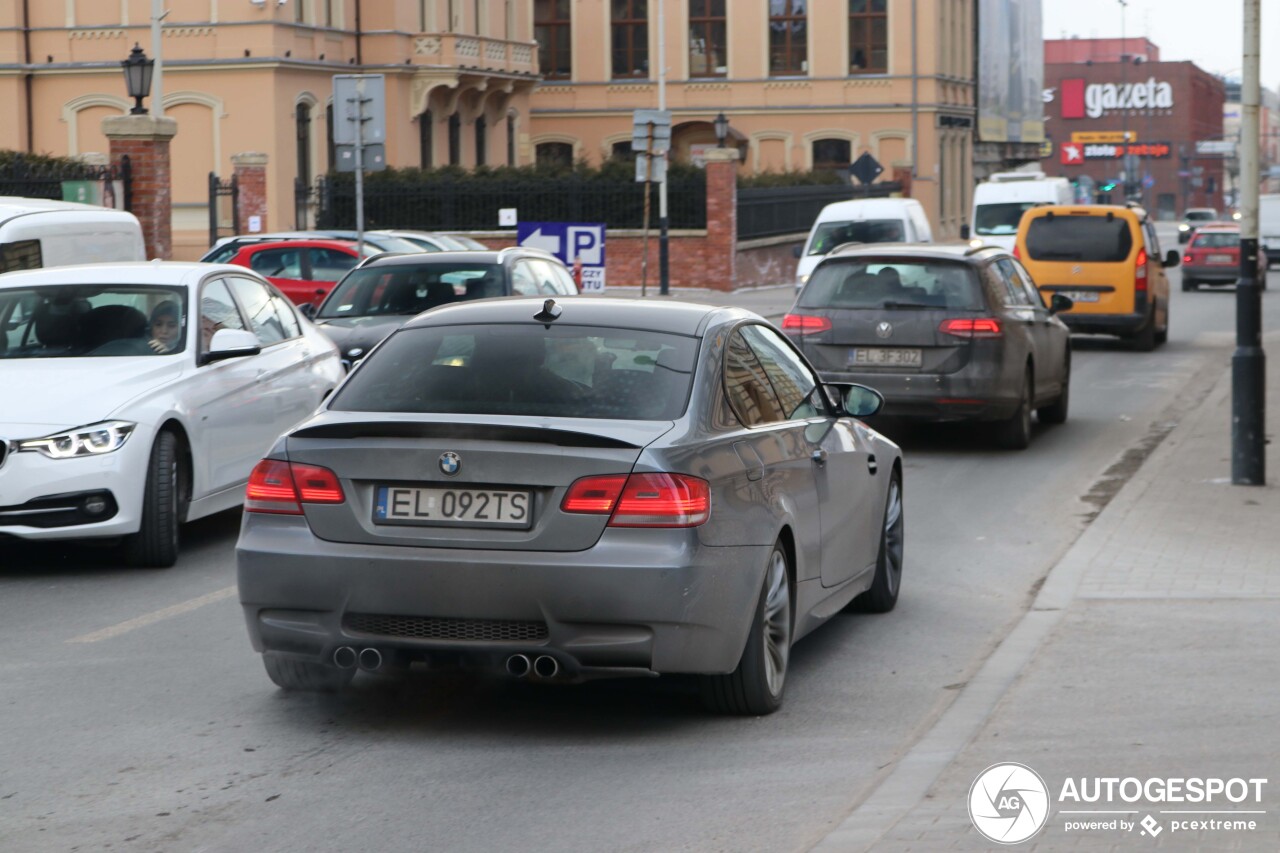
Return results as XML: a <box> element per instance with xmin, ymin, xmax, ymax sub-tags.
<box><xmin>938</xmin><ymin>317</ymin><xmax>1003</xmax><ymax>339</ymax></box>
<box><xmin>1135</xmin><ymin>247</ymin><xmax>1148</xmax><ymax>291</ymax></box>
<box><xmin>781</xmin><ymin>314</ymin><xmax>832</xmax><ymax>335</ymax></box>
<box><xmin>245</xmin><ymin>459</ymin><xmax>345</xmax><ymax>514</ymax></box>
<box><xmin>1183</xmin><ymin>253</ymin><xmax>1194</xmax><ymax>264</ymax></box>
<box><xmin>1012</xmin><ymin>245</ymin><xmax>1021</xmax><ymax>260</ymax></box>
<box><xmin>561</xmin><ymin>473</ymin><xmax>710</xmax><ymax>527</ymax></box>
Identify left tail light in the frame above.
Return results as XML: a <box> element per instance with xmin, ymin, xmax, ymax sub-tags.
<box><xmin>1135</xmin><ymin>247</ymin><xmax>1148</xmax><ymax>291</ymax></box>
<box><xmin>561</xmin><ymin>473</ymin><xmax>710</xmax><ymax>527</ymax></box>
<box><xmin>246</xmin><ymin>459</ymin><xmax>345</xmax><ymax>514</ymax></box>
<box><xmin>781</xmin><ymin>314</ymin><xmax>833</xmax><ymax>335</ymax></box>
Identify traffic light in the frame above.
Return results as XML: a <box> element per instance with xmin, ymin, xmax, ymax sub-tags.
<box><xmin>1100</xmin><ymin>181</ymin><xmax>1117</xmax><ymax>192</ymax></box>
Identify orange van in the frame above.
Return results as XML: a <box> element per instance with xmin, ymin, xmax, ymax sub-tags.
<box><xmin>1014</xmin><ymin>204</ymin><xmax>1179</xmax><ymax>350</ymax></box>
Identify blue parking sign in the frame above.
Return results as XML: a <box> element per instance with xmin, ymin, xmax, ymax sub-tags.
<box><xmin>516</xmin><ymin>222</ymin><xmax>607</xmax><ymax>292</ymax></box>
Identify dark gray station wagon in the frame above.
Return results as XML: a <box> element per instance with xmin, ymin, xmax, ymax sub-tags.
<box><xmin>782</xmin><ymin>243</ymin><xmax>1073</xmax><ymax>449</ymax></box>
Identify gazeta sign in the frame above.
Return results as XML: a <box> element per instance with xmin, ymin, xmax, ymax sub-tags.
<box><xmin>1061</xmin><ymin>77</ymin><xmax>1174</xmax><ymax>119</ymax></box>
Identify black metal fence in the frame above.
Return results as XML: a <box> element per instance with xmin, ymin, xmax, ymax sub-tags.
<box><xmin>737</xmin><ymin>181</ymin><xmax>904</xmax><ymax>240</ymax></box>
<box><xmin>0</xmin><ymin>154</ymin><xmax>132</xmax><ymax>211</ymax></box>
<box><xmin>208</xmin><ymin>172</ymin><xmax>240</xmax><ymax>247</ymax></box>
<box><xmin>302</xmin><ymin>173</ymin><xmax>707</xmax><ymax>232</ymax></box>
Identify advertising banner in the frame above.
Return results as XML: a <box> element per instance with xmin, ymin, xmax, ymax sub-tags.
<box><xmin>977</xmin><ymin>0</ymin><xmax>1045</xmax><ymax>143</ymax></box>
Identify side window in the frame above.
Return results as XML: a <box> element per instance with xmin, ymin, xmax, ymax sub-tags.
<box><xmin>723</xmin><ymin>330</ymin><xmax>785</xmax><ymax>426</ymax></box>
<box><xmin>994</xmin><ymin>259</ymin><xmax>1031</xmax><ymax>307</ymax></box>
<box><xmin>228</xmin><ymin>277</ymin><xmax>287</xmax><ymax>345</ymax></box>
<box><xmin>546</xmin><ymin>260</ymin><xmax>579</xmax><ymax>295</ymax></box>
<box><xmin>249</xmin><ymin>247</ymin><xmax>303</xmax><ymax>279</ymax></box>
<box><xmin>269</xmin><ymin>290</ymin><xmax>302</xmax><ymax>338</ymax></box>
<box><xmin>1143</xmin><ymin>223</ymin><xmax>1162</xmax><ymax>258</ymax></box>
<box><xmin>740</xmin><ymin>324</ymin><xmax>822</xmax><ymax>420</ymax></box>
<box><xmin>1008</xmin><ymin>259</ymin><xmax>1047</xmax><ymax>308</ymax></box>
<box><xmin>199</xmin><ymin>279</ymin><xmax>248</xmax><ymax>353</ymax></box>
<box><xmin>525</xmin><ymin>259</ymin><xmax>575</xmax><ymax>295</ymax></box>
<box><xmin>307</xmin><ymin>247</ymin><xmax>359</xmax><ymax>282</ymax></box>
<box><xmin>510</xmin><ymin>261</ymin><xmax>540</xmax><ymax>296</ymax></box>
<box><xmin>1</xmin><ymin>240</ymin><xmax>43</xmax><ymax>272</ymax></box>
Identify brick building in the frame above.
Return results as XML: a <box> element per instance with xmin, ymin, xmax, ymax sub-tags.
<box><xmin>1042</xmin><ymin>39</ymin><xmax>1225</xmax><ymax>219</ymax></box>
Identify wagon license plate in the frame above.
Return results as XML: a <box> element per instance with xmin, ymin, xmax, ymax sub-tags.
<box><xmin>1059</xmin><ymin>291</ymin><xmax>1100</xmax><ymax>303</ymax></box>
<box><xmin>850</xmin><ymin>347</ymin><xmax>922</xmax><ymax>367</ymax></box>
<box><xmin>374</xmin><ymin>486</ymin><xmax>532</xmax><ymax>528</ymax></box>
<box><xmin>1206</xmin><ymin>253</ymin><xmax>1233</xmax><ymax>264</ymax></box>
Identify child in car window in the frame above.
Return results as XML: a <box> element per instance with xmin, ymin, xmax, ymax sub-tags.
<box><xmin>147</xmin><ymin>301</ymin><xmax>182</xmax><ymax>353</ymax></box>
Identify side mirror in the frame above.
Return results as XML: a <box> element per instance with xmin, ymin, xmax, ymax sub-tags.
<box><xmin>792</xmin><ymin>245</ymin><xmax>803</xmax><ymax>259</ymax></box>
<box><xmin>1163</xmin><ymin>249</ymin><xmax>1180</xmax><ymax>268</ymax></box>
<box><xmin>827</xmin><ymin>382</ymin><xmax>883</xmax><ymax>418</ymax></box>
<box><xmin>1049</xmin><ymin>293</ymin><xmax>1074</xmax><ymax>314</ymax></box>
<box><xmin>200</xmin><ymin>328</ymin><xmax>262</xmax><ymax>365</ymax></box>
<box><xmin>959</xmin><ymin>223</ymin><xmax>971</xmax><ymax>240</ymax></box>
<box><xmin>299</xmin><ymin>302</ymin><xmax>317</xmax><ymax>320</ymax></box>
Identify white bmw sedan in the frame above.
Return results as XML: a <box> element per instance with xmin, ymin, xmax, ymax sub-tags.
<box><xmin>0</xmin><ymin>262</ymin><xmax>343</xmax><ymax>567</ymax></box>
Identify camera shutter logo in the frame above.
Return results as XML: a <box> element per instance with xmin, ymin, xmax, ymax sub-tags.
<box><xmin>968</xmin><ymin>763</ymin><xmax>1050</xmax><ymax>845</ymax></box>
<box><xmin>439</xmin><ymin>452</ymin><xmax>461</xmax><ymax>476</ymax></box>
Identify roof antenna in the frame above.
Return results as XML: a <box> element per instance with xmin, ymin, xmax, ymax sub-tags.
<box><xmin>533</xmin><ymin>298</ymin><xmax>561</xmax><ymax>326</ymax></box>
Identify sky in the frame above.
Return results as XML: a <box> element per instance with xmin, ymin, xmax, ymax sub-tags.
<box><xmin>1042</xmin><ymin>0</ymin><xmax>1280</xmax><ymax>90</ymax></box>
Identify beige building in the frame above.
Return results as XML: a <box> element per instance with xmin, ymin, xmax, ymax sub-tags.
<box><xmin>0</xmin><ymin>0</ymin><xmax>975</xmax><ymax>259</ymax></box>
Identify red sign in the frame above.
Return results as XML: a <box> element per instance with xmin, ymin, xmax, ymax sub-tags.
<box><xmin>1060</xmin><ymin>142</ymin><xmax>1085</xmax><ymax>165</ymax></box>
<box><xmin>1061</xmin><ymin>78</ymin><xmax>1086</xmax><ymax>119</ymax></box>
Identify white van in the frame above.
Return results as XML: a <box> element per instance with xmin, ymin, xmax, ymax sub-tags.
<box><xmin>0</xmin><ymin>198</ymin><xmax>146</xmax><ymax>271</ymax></box>
<box><xmin>795</xmin><ymin>197</ymin><xmax>933</xmax><ymax>288</ymax></box>
<box><xmin>1261</xmin><ymin>194</ymin><xmax>1280</xmax><ymax>269</ymax></box>
<box><xmin>967</xmin><ymin>171</ymin><xmax>1073</xmax><ymax>252</ymax></box>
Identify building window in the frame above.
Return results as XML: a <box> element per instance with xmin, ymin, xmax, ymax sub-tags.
<box><xmin>323</xmin><ymin>0</ymin><xmax>335</xmax><ymax>26</ymax></box>
<box><xmin>507</xmin><ymin>112</ymin><xmax>517</xmax><ymax>165</ymax></box>
<box><xmin>612</xmin><ymin>0</ymin><xmax>649</xmax><ymax>79</ymax></box>
<box><xmin>294</xmin><ymin>0</ymin><xmax>306</xmax><ymax>24</ymax></box>
<box><xmin>325</xmin><ymin>104</ymin><xmax>335</xmax><ymax>173</ymax></box>
<box><xmin>849</xmin><ymin>0</ymin><xmax>887</xmax><ymax>73</ymax></box>
<box><xmin>535</xmin><ymin>0</ymin><xmax>572</xmax><ymax>80</ymax></box>
<box><xmin>536</xmin><ymin>142</ymin><xmax>574</xmax><ymax>169</ymax></box>
<box><xmin>505</xmin><ymin>0</ymin><xmax>515</xmax><ymax>39</ymax></box>
<box><xmin>448</xmin><ymin>113</ymin><xmax>461</xmax><ymax>165</ymax></box>
<box><xmin>611</xmin><ymin>141</ymin><xmax>637</xmax><ymax>162</ymax></box>
<box><xmin>295</xmin><ymin>103</ymin><xmax>312</xmax><ymax>187</ymax></box>
<box><xmin>419</xmin><ymin>110</ymin><xmax>434</xmax><ymax>167</ymax></box>
<box><xmin>689</xmin><ymin>0</ymin><xmax>726</xmax><ymax>77</ymax></box>
<box><xmin>769</xmin><ymin>0</ymin><xmax>807</xmax><ymax>76</ymax></box>
<box><xmin>475</xmin><ymin>115</ymin><xmax>487</xmax><ymax>166</ymax></box>
<box><xmin>812</xmin><ymin>138</ymin><xmax>851</xmax><ymax>172</ymax></box>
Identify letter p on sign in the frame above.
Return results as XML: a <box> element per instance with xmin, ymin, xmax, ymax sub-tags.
<box><xmin>568</xmin><ymin>226</ymin><xmax>604</xmax><ymax>265</ymax></box>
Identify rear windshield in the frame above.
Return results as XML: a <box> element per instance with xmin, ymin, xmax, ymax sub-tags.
<box><xmin>1184</xmin><ymin>210</ymin><xmax>1218</xmax><ymax>221</ymax></box>
<box><xmin>807</xmin><ymin>219</ymin><xmax>905</xmax><ymax>256</ymax></box>
<box><xmin>797</xmin><ymin>259</ymin><xmax>984</xmax><ymax>311</ymax></box>
<box><xmin>974</xmin><ymin>202</ymin><xmax>1037</xmax><ymax>236</ymax></box>
<box><xmin>330</xmin><ymin>323</ymin><xmax>698</xmax><ymax>420</ymax></box>
<box><xmin>318</xmin><ymin>263</ymin><xmax>503</xmax><ymax>319</ymax></box>
<box><xmin>1190</xmin><ymin>231</ymin><xmax>1239</xmax><ymax>248</ymax></box>
<box><xmin>1025</xmin><ymin>215</ymin><xmax>1134</xmax><ymax>262</ymax></box>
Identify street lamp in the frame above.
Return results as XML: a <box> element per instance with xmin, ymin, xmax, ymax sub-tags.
<box><xmin>714</xmin><ymin>112</ymin><xmax>729</xmax><ymax>148</ymax></box>
<box><xmin>121</xmin><ymin>43</ymin><xmax>155</xmax><ymax>115</ymax></box>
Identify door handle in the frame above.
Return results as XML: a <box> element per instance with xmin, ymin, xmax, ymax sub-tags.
<box><xmin>867</xmin><ymin>454</ymin><xmax>878</xmax><ymax>475</ymax></box>
<box><xmin>811</xmin><ymin>448</ymin><xmax>827</xmax><ymax>467</ymax></box>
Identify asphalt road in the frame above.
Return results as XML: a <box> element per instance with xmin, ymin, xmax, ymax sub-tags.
<box><xmin>3</xmin><ymin>242</ymin><xmax>1276</xmax><ymax>852</ymax></box>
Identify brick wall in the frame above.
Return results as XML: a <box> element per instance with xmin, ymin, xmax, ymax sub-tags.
<box><xmin>102</xmin><ymin>115</ymin><xmax>177</xmax><ymax>260</ymax></box>
<box><xmin>232</xmin><ymin>152</ymin><xmax>269</xmax><ymax>235</ymax></box>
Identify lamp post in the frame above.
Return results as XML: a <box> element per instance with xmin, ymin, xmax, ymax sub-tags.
<box><xmin>121</xmin><ymin>44</ymin><xmax>155</xmax><ymax>115</ymax></box>
<box><xmin>714</xmin><ymin>112</ymin><xmax>729</xmax><ymax>148</ymax></box>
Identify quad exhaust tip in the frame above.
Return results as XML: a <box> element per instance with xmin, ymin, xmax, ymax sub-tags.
<box><xmin>358</xmin><ymin>648</ymin><xmax>383</xmax><ymax>671</ymax></box>
<box><xmin>506</xmin><ymin>654</ymin><xmax>531</xmax><ymax>678</ymax></box>
<box><xmin>533</xmin><ymin>655</ymin><xmax>560</xmax><ymax>679</ymax></box>
<box><xmin>333</xmin><ymin>646</ymin><xmax>357</xmax><ymax>669</ymax></box>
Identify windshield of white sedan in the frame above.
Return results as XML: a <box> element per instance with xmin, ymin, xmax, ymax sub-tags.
<box><xmin>330</xmin><ymin>324</ymin><xmax>698</xmax><ymax>420</ymax></box>
<box><xmin>798</xmin><ymin>259</ymin><xmax>984</xmax><ymax>310</ymax></box>
<box><xmin>318</xmin><ymin>264</ymin><xmax>502</xmax><ymax>319</ymax></box>
<box><xmin>0</xmin><ymin>284</ymin><xmax>188</xmax><ymax>358</ymax></box>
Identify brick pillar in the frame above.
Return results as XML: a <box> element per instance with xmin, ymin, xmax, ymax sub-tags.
<box><xmin>232</xmin><ymin>152</ymin><xmax>269</xmax><ymax>234</ymax></box>
<box><xmin>102</xmin><ymin>114</ymin><xmax>178</xmax><ymax>260</ymax></box>
<box><xmin>703</xmin><ymin>147</ymin><xmax>739</xmax><ymax>291</ymax></box>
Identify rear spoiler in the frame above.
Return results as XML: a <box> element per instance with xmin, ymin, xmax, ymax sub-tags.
<box><xmin>290</xmin><ymin>421</ymin><xmax>642</xmax><ymax>449</ymax></box>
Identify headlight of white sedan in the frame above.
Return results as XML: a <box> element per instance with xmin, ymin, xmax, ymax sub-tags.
<box><xmin>17</xmin><ymin>421</ymin><xmax>136</xmax><ymax>459</ymax></box>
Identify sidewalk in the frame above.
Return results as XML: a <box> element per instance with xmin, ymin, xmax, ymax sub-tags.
<box><xmin>818</xmin><ymin>338</ymin><xmax>1280</xmax><ymax>851</ymax></box>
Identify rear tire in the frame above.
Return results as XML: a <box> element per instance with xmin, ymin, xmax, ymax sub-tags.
<box><xmin>120</xmin><ymin>430</ymin><xmax>181</xmax><ymax>568</ymax></box>
<box><xmin>849</xmin><ymin>472</ymin><xmax>904</xmax><ymax>614</ymax></box>
<box><xmin>1131</xmin><ymin>309</ymin><xmax>1157</xmax><ymax>352</ymax></box>
<box><xmin>702</xmin><ymin>542</ymin><xmax>792</xmax><ymax>716</ymax></box>
<box><xmin>1037</xmin><ymin>353</ymin><xmax>1070</xmax><ymax>425</ymax></box>
<box><xmin>995</xmin><ymin>367</ymin><xmax>1033</xmax><ymax>450</ymax></box>
<box><xmin>263</xmin><ymin>652</ymin><xmax>355</xmax><ymax>692</ymax></box>
<box><xmin>1182</xmin><ymin>278</ymin><xmax>1197</xmax><ymax>292</ymax></box>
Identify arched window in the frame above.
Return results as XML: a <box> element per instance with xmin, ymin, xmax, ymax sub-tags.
<box><xmin>448</xmin><ymin>113</ymin><xmax>461</xmax><ymax>165</ymax></box>
<box><xmin>419</xmin><ymin>110</ymin><xmax>434</xmax><ymax>167</ymax></box>
<box><xmin>506</xmin><ymin>111</ymin><xmax>517</xmax><ymax>165</ymax></box>
<box><xmin>535</xmin><ymin>142</ymin><xmax>574</xmax><ymax>169</ymax></box>
<box><xmin>476</xmin><ymin>115</ymin><xmax>487</xmax><ymax>166</ymax></box>
<box><xmin>325</xmin><ymin>104</ymin><xmax>335</xmax><ymax>173</ymax></box>
<box><xmin>812</xmin><ymin>138</ymin><xmax>851</xmax><ymax>172</ymax></box>
<box><xmin>296</xmin><ymin>103</ymin><xmax>312</xmax><ymax>187</ymax></box>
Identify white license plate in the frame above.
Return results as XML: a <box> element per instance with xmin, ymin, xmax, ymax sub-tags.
<box><xmin>1058</xmin><ymin>291</ymin><xmax>1101</xmax><ymax>303</ymax></box>
<box><xmin>850</xmin><ymin>347</ymin><xmax>922</xmax><ymax>367</ymax></box>
<box><xmin>1206</xmin><ymin>254</ymin><xmax>1233</xmax><ymax>264</ymax></box>
<box><xmin>374</xmin><ymin>486</ymin><xmax>532</xmax><ymax>528</ymax></box>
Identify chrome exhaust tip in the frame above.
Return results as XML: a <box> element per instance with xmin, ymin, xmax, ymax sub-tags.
<box><xmin>332</xmin><ymin>646</ymin><xmax>357</xmax><ymax>669</ymax></box>
<box><xmin>533</xmin><ymin>655</ymin><xmax>560</xmax><ymax>679</ymax></box>
<box><xmin>506</xmin><ymin>654</ymin><xmax>531</xmax><ymax>678</ymax></box>
<box><xmin>357</xmin><ymin>647</ymin><xmax>383</xmax><ymax>671</ymax></box>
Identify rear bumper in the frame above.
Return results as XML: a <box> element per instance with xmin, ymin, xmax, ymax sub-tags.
<box><xmin>1058</xmin><ymin>310</ymin><xmax>1147</xmax><ymax>336</ymax></box>
<box><xmin>1182</xmin><ymin>265</ymin><xmax>1238</xmax><ymax>283</ymax></box>
<box><xmin>816</xmin><ymin>367</ymin><xmax>1021</xmax><ymax>421</ymax></box>
<box><xmin>236</xmin><ymin>513</ymin><xmax>767</xmax><ymax>678</ymax></box>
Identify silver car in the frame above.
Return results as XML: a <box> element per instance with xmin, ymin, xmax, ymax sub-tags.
<box><xmin>236</xmin><ymin>298</ymin><xmax>904</xmax><ymax>714</ymax></box>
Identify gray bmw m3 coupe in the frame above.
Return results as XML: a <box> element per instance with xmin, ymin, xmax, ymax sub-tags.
<box><xmin>236</xmin><ymin>297</ymin><xmax>904</xmax><ymax>714</ymax></box>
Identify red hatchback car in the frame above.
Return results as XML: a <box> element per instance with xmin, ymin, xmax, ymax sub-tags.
<box><xmin>225</xmin><ymin>239</ymin><xmax>372</xmax><ymax>306</ymax></box>
<box><xmin>1181</xmin><ymin>224</ymin><xmax>1267</xmax><ymax>291</ymax></box>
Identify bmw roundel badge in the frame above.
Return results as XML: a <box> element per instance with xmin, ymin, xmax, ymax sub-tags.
<box><xmin>439</xmin><ymin>452</ymin><xmax>461</xmax><ymax>476</ymax></box>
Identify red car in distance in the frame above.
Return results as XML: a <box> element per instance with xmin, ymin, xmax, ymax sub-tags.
<box><xmin>1181</xmin><ymin>224</ymin><xmax>1267</xmax><ymax>291</ymax></box>
<box><xmin>224</xmin><ymin>239</ymin><xmax>374</xmax><ymax>306</ymax></box>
